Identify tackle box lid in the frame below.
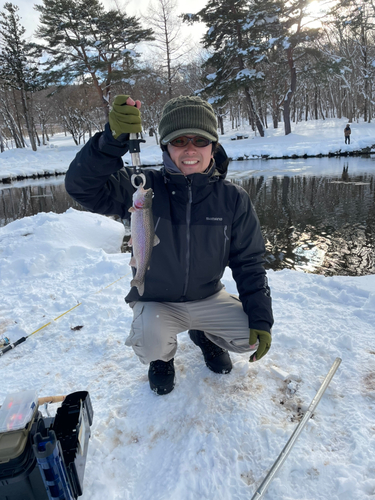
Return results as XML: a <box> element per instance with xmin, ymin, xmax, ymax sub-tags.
<box><xmin>0</xmin><ymin>390</ymin><xmax>38</xmax><ymax>434</ymax></box>
<box><xmin>0</xmin><ymin>391</ymin><xmax>39</xmax><ymax>463</ymax></box>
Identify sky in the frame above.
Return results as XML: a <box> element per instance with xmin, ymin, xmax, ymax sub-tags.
<box><xmin>10</xmin><ymin>0</ymin><xmax>206</xmax><ymax>41</ymax></box>
<box><xmin>0</xmin><ymin>119</ymin><xmax>375</xmax><ymax>498</ymax></box>
<box><xmin>6</xmin><ymin>0</ymin><xmax>327</xmax><ymax>65</ymax></box>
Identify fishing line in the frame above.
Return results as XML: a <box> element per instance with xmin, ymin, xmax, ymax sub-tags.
<box><xmin>0</xmin><ymin>271</ymin><xmax>132</xmax><ymax>358</ymax></box>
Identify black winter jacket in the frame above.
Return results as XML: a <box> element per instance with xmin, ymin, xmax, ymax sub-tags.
<box><xmin>65</xmin><ymin>125</ymin><xmax>273</xmax><ymax>333</ymax></box>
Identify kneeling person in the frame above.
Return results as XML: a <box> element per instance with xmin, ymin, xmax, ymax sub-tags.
<box><xmin>65</xmin><ymin>94</ymin><xmax>274</xmax><ymax>395</ymax></box>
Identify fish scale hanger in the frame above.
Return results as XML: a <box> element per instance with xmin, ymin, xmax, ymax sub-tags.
<box><xmin>129</xmin><ymin>133</ymin><xmax>146</xmax><ymax>188</ymax></box>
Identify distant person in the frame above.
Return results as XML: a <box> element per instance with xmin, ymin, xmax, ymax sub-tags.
<box><xmin>65</xmin><ymin>95</ymin><xmax>273</xmax><ymax>395</ymax></box>
<box><xmin>344</xmin><ymin>124</ymin><xmax>351</xmax><ymax>144</ymax></box>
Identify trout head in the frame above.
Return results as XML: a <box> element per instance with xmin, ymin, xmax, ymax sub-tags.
<box><xmin>132</xmin><ymin>184</ymin><xmax>153</xmax><ymax>210</ymax></box>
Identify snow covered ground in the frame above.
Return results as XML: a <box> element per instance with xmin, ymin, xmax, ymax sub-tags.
<box><xmin>0</xmin><ymin>118</ymin><xmax>375</xmax><ymax>499</ymax></box>
<box><xmin>1</xmin><ymin>208</ymin><xmax>374</xmax><ymax>500</ymax></box>
<box><xmin>1</xmin><ymin>117</ymin><xmax>375</xmax><ymax>181</ymax></box>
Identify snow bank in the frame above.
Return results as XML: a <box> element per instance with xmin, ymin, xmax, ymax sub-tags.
<box><xmin>1</xmin><ymin>118</ymin><xmax>375</xmax><ymax>181</ymax></box>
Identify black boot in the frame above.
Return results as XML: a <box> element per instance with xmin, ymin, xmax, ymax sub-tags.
<box><xmin>189</xmin><ymin>330</ymin><xmax>232</xmax><ymax>374</ymax></box>
<box><xmin>148</xmin><ymin>359</ymin><xmax>175</xmax><ymax>395</ymax></box>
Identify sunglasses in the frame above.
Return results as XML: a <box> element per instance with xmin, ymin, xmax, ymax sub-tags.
<box><xmin>169</xmin><ymin>136</ymin><xmax>212</xmax><ymax>148</ymax></box>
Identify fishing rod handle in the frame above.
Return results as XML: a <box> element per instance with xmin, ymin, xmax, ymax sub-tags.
<box><xmin>0</xmin><ymin>336</ymin><xmax>27</xmax><ymax>356</ymax></box>
<box><xmin>129</xmin><ymin>133</ymin><xmax>145</xmax><ymax>168</ymax></box>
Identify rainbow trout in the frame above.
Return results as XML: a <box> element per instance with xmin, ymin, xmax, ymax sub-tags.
<box><xmin>129</xmin><ymin>183</ymin><xmax>160</xmax><ymax>296</ymax></box>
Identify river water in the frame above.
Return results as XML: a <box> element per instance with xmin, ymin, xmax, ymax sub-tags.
<box><xmin>1</xmin><ymin>157</ymin><xmax>374</xmax><ymax>276</ymax></box>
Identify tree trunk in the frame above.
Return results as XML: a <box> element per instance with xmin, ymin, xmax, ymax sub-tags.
<box><xmin>0</xmin><ymin>106</ymin><xmax>23</xmax><ymax>148</ymax></box>
<box><xmin>283</xmin><ymin>47</ymin><xmax>297</xmax><ymax>136</ymax></box>
<box><xmin>165</xmin><ymin>19</ymin><xmax>173</xmax><ymax>100</ymax></box>
<box><xmin>234</xmin><ymin>23</ymin><xmax>264</xmax><ymax>136</ymax></box>
<box><xmin>244</xmin><ymin>87</ymin><xmax>264</xmax><ymax>137</ymax></box>
<box><xmin>362</xmin><ymin>23</ymin><xmax>368</xmax><ymax>122</ymax></box>
<box><xmin>34</xmin><ymin>124</ymin><xmax>41</xmax><ymax>147</ymax></box>
<box><xmin>347</xmin><ymin>91</ymin><xmax>353</xmax><ymax>123</ymax></box>
<box><xmin>154</xmin><ymin>130</ymin><xmax>159</xmax><ymax>145</ymax></box>
<box><xmin>12</xmin><ymin>88</ymin><xmax>26</xmax><ymax>147</ymax></box>
<box><xmin>337</xmin><ymin>85</ymin><xmax>342</xmax><ymax>119</ymax></box>
<box><xmin>218</xmin><ymin>115</ymin><xmax>224</xmax><ymax>135</ymax></box>
<box><xmin>319</xmin><ymin>90</ymin><xmax>325</xmax><ymax>121</ymax></box>
<box><xmin>368</xmin><ymin>79</ymin><xmax>372</xmax><ymax>123</ymax></box>
<box><xmin>272</xmin><ymin>94</ymin><xmax>278</xmax><ymax>128</ymax></box>
<box><xmin>20</xmin><ymin>88</ymin><xmax>37</xmax><ymax>151</ymax></box>
<box><xmin>87</xmin><ymin>69</ymin><xmax>110</xmax><ymax>120</ymax></box>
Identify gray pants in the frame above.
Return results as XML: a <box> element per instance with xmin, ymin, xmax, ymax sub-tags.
<box><xmin>125</xmin><ymin>289</ymin><xmax>255</xmax><ymax>365</ymax></box>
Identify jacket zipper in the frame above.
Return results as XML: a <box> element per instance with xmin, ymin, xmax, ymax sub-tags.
<box><xmin>183</xmin><ymin>179</ymin><xmax>193</xmax><ymax>297</ymax></box>
<box><xmin>223</xmin><ymin>225</ymin><xmax>229</xmax><ymax>258</ymax></box>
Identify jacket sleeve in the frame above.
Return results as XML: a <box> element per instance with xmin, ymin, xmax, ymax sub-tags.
<box><xmin>228</xmin><ymin>188</ymin><xmax>273</xmax><ymax>333</ymax></box>
<box><xmin>65</xmin><ymin>124</ymin><xmax>135</xmax><ymax>219</ymax></box>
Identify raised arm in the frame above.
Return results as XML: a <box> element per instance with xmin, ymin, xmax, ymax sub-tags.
<box><xmin>65</xmin><ymin>96</ymin><xmax>142</xmax><ymax>218</ymax></box>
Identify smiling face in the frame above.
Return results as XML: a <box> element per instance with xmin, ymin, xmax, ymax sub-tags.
<box><xmin>167</xmin><ymin>135</ymin><xmax>214</xmax><ymax>176</ymax></box>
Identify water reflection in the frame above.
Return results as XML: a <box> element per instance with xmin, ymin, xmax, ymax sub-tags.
<box><xmin>237</xmin><ymin>166</ymin><xmax>375</xmax><ymax>276</ymax></box>
<box><xmin>1</xmin><ymin>165</ymin><xmax>374</xmax><ymax>276</ymax></box>
<box><xmin>0</xmin><ymin>181</ymin><xmax>85</xmax><ymax>226</ymax></box>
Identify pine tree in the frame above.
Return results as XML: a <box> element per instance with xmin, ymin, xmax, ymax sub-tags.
<box><xmin>279</xmin><ymin>0</ymin><xmax>321</xmax><ymax>134</ymax></box>
<box><xmin>184</xmin><ymin>0</ymin><xmax>284</xmax><ymax>137</ymax></box>
<box><xmin>34</xmin><ymin>0</ymin><xmax>154</xmax><ymax>119</ymax></box>
<box><xmin>0</xmin><ymin>3</ymin><xmax>40</xmax><ymax>151</ymax></box>
<box><xmin>186</xmin><ymin>0</ymin><xmax>323</xmax><ymax>135</ymax></box>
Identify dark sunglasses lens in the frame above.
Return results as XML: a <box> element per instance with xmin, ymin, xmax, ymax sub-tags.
<box><xmin>170</xmin><ymin>137</ymin><xmax>189</xmax><ymax>147</ymax></box>
<box><xmin>170</xmin><ymin>136</ymin><xmax>211</xmax><ymax>147</ymax></box>
<box><xmin>193</xmin><ymin>137</ymin><xmax>210</xmax><ymax>147</ymax></box>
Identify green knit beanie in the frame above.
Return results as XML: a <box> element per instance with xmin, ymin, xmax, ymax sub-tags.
<box><xmin>159</xmin><ymin>96</ymin><xmax>218</xmax><ymax>145</ymax></box>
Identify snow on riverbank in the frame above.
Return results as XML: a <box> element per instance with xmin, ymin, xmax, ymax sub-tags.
<box><xmin>1</xmin><ymin>209</ymin><xmax>374</xmax><ymax>500</ymax></box>
<box><xmin>1</xmin><ymin>118</ymin><xmax>375</xmax><ymax>181</ymax></box>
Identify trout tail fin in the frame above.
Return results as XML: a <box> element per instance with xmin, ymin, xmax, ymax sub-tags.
<box><xmin>131</xmin><ymin>278</ymin><xmax>145</xmax><ymax>296</ymax></box>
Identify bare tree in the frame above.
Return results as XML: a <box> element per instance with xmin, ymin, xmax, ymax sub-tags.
<box><xmin>0</xmin><ymin>85</ymin><xmax>24</xmax><ymax>148</ymax></box>
<box><xmin>143</xmin><ymin>0</ymin><xmax>192</xmax><ymax>100</ymax></box>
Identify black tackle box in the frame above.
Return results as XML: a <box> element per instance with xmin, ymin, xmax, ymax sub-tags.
<box><xmin>0</xmin><ymin>390</ymin><xmax>93</xmax><ymax>500</ymax></box>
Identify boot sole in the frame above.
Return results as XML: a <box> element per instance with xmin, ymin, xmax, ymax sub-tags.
<box><xmin>205</xmin><ymin>360</ymin><xmax>232</xmax><ymax>374</ymax></box>
<box><xmin>149</xmin><ymin>379</ymin><xmax>175</xmax><ymax>395</ymax></box>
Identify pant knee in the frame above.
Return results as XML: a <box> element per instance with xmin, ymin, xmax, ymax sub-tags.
<box><xmin>126</xmin><ymin>302</ymin><xmax>178</xmax><ymax>363</ymax></box>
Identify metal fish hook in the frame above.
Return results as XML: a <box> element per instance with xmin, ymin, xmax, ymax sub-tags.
<box><xmin>131</xmin><ymin>173</ymin><xmax>146</xmax><ymax>188</ymax></box>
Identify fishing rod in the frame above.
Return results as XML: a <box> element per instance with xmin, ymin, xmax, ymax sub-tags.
<box><xmin>2</xmin><ymin>121</ymin><xmax>145</xmax><ymax>358</ymax></box>
<box><xmin>251</xmin><ymin>357</ymin><xmax>342</xmax><ymax>500</ymax></box>
<box><xmin>0</xmin><ymin>274</ymin><xmax>130</xmax><ymax>358</ymax></box>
